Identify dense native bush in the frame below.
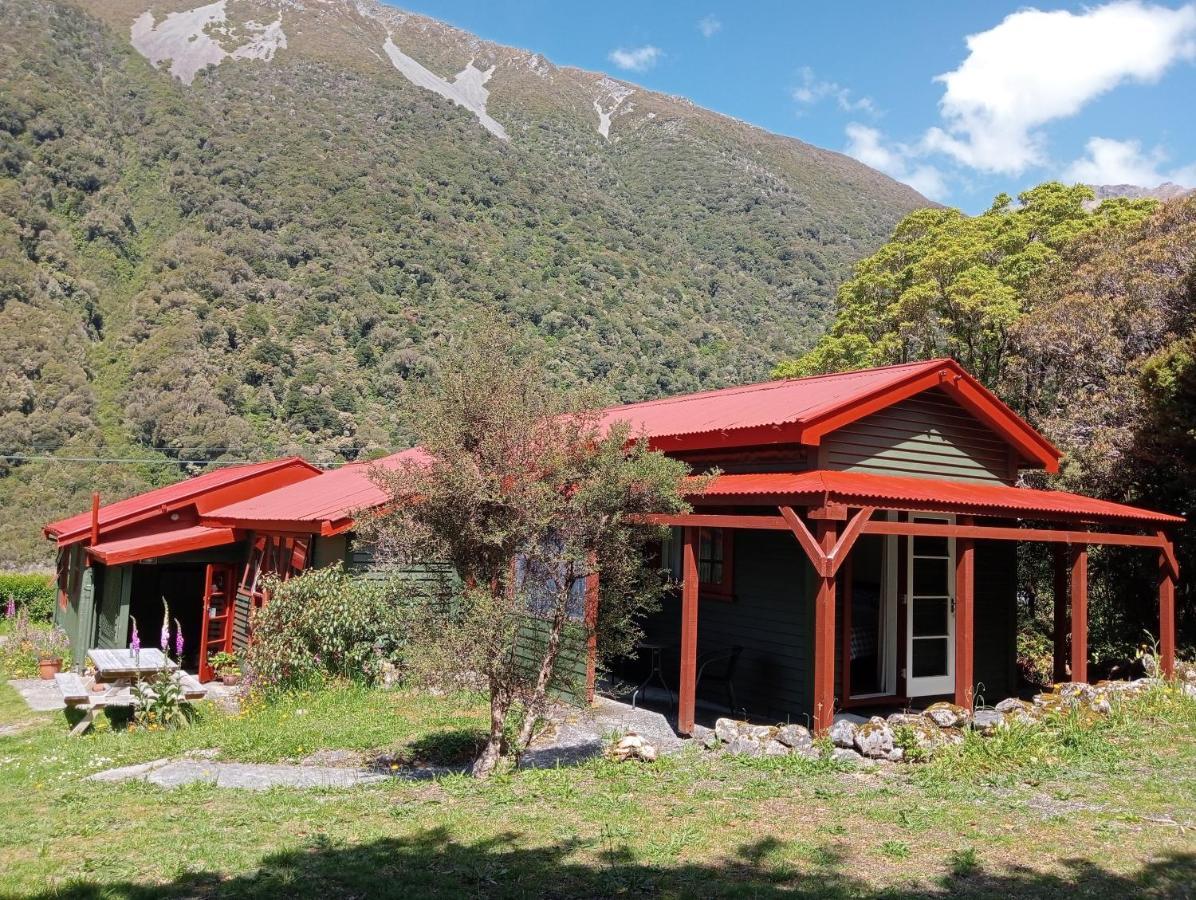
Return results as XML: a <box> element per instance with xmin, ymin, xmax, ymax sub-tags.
<box><xmin>244</xmin><ymin>564</ymin><xmax>414</xmax><ymax>694</ymax></box>
<box><xmin>0</xmin><ymin>573</ymin><xmax>56</xmax><ymax>622</ymax></box>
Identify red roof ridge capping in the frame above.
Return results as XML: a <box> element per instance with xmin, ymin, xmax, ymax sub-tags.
<box><xmin>44</xmin><ymin>456</ymin><xmax>322</xmax><ymax>544</ymax></box>
<box><xmin>597</xmin><ymin>358</ymin><xmax>1061</xmax><ymax>472</ymax></box>
<box><xmin>684</xmin><ymin>469</ymin><xmax>1184</xmax><ymax>525</ymax></box>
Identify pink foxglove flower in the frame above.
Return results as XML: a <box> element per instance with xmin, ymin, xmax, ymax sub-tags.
<box><xmin>174</xmin><ymin>618</ymin><xmax>184</xmax><ymax>658</ymax></box>
<box><xmin>4</xmin><ymin>596</ymin><xmax>14</xmax><ymax>619</ymax></box>
<box><xmin>130</xmin><ymin>617</ymin><xmax>141</xmax><ymax>653</ymax></box>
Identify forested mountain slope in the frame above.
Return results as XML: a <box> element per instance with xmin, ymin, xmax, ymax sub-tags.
<box><xmin>0</xmin><ymin>0</ymin><xmax>927</xmax><ymax>564</ymax></box>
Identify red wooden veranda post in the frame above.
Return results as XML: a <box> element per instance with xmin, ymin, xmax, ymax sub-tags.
<box><xmin>1052</xmin><ymin>545</ymin><xmax>1069</xmax><ymax>683</ymax></box>
<box><xmin>954</xmin><ymin>516</ymin><xmax>975</xmax><ymax>709</ymax></box>
<box><xmin>812</xmin><ymin>515</ymin><xmax>838</xmax><ymax>734</ymax></box>
<box><xmin>677</xmin><ymin>526</ymin><xmax>699</xmax><ymax>735</ymax></box>
<box><xmin>1159</xmin><ymin>535</ymin><xmax>1177</xmax><ymax>679</ymax></box>
<box><xmin>1070</xmin><ymin>544</ymin><xmax>1089</xmax><ymax>683</ymax></box>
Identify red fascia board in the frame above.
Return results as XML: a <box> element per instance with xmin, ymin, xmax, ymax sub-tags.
<box><xmin>644</xmin><ymin>422</ymin><xmax>805</xmax><ymax>453</ymax></box>
<box><xmin>199</xmin><ymin>517</ymin><xmax>322</xmax><ymax>536</ymax></box>
<box><xmin>87</xmin><ymin>526</ymin><xmax>238</xmax><ymax>566</ymax></box>
<box><xmin>797</xmin><ymin>361</ymin><xmax>1061</xmax><ymax>472</ymax></box>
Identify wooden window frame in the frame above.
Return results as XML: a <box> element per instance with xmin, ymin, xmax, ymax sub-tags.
<box><xmin>698</xmin><ymin>527</ymin><xmax>734</xmax><ymax>601</ymax></box>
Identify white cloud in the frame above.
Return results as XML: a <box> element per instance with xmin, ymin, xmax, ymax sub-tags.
<box><xmin>845</xmin><ymin>123</ymin><xmax>947</xmax><ymax>200</ymax></box>
<box><xmin>792</xmin><ymin>67</ymin><xmax>877</xmax><ymax>116</ymax></box>
<box><xmin>608</xmin><ymin>45</ymin><xmax>662</xmax><ymax>72</ymax></box>
<box><xmin>698</xmin><ymin>15</ymin><xmax>722</xmax><ymax>38</ymax></box>
<box><xmin>1063</xmin><ymin>136</ymin><xmax>1196</xmax><ymax>186</ymax></box>
<box><xmin>923</xmin><ymin>1</ymin><xmax>1196</xmax><ymax>175</ymax></box>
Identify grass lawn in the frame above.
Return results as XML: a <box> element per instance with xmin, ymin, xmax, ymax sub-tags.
<box><xmin>0</xmin><ymin>678</ymin><xmax>1193</xmax><ymax>899</ymax></box>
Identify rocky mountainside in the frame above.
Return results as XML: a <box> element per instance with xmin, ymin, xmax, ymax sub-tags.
<box><xmin>0</xmin><ymin>0</ymin><xmax>927</xmax><ymax>564</ymax></box>
<box><xmin>1085</xmin><ymin>182</ymin><xmax>1194</xmax><ymax>206</ymax></box>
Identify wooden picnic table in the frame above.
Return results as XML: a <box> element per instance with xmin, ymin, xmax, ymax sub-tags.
<box><xmin>88</xmin><ymin>648</ymin><xmax>178</xmax><ymax>680</ymax></box>
<box><xmin>56</xmin><ymin>665</ymin><xmax>207</xmax><ymax>736</ymax></box>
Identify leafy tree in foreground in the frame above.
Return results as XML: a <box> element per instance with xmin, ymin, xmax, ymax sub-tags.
<box><xmin>366</xmin><ymin>324</ymin><xmax>692</xmax><ymax>777</ymax></box>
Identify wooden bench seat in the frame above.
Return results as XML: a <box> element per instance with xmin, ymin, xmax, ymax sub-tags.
<box><xmin>53</xmin><ymin>672</ymin><xmax>91</xmax><ymax>707</ymax></box>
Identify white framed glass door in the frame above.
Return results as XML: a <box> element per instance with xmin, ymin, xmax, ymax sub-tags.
<box><xmin>906</xmin><ymin>514</ymin><xmax>955</xmax><ymax>697</ymax></box>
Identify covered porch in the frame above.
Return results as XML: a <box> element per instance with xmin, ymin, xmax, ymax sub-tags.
<box><xmin>643</xmin><ymin>470</ymin><xmax>1182</xmax><ymax>735</ymax></box>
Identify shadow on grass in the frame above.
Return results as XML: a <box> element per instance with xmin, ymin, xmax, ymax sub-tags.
<box><xmin>376</xmin><ymin>728</ymin><xmax>486</xmax><ymax>769</ymax></box>
<box><xmin>25</xmin><ymin>827</ymin><xmax>1196</xmax><ymax>899</ymax></box>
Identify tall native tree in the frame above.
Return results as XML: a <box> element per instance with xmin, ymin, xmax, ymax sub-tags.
<box><xmin>774</xmin><ymin>183</ymin><xmax>1157</xmax><ymax>394</ymax></box>
<box><xmin>366</xmin><ymin>323</ymin><xmax>692</xmax><ymax>777</ymax></box>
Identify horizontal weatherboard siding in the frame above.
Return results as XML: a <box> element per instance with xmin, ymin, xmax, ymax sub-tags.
<box><xmin>823</xmin><ymin>388</ymin><xmax>1012</xmax><ymax>484</ymax></box>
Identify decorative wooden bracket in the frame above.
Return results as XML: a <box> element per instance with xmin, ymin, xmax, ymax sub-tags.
<box><xmin>778</xmin><ymin>505</ymin><xmax>874</xmax><ymax>577</ymax></box>
<box><xmin>779</xmin><ymin>505</ymin><xmax>829</xmax><ymax>576</ymax></box>
<box><xmin>827</xmin><ymin>506</ymin><xmax>875</xmax><ymax>577</ymax></box>
<box><xmin>1158</xmin><ymin>530</ymin><xmax>1180</xmax><ymax>580</ymax></box>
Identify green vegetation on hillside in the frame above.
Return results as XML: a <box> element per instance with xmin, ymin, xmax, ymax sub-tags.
<box><xmin>0</xmin><ymin>0</ymin><xmax>925</xmax><ymax>565</ymax></box>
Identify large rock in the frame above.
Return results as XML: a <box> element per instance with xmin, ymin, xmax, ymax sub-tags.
<box><xmin>830</xmin><ymin>747</ymin><xmax>875</xmax><ymax>768</ymax></box>
<box><xmin>887</xmin><ymin>713</ymin><xmax>944</xmax><ymax>756</ymax></box>
<box><xmin>763</xmin><ymin>740</ymin><xmax>791</xmax><ymax>757</ymax></box>
<box><xmin>725</xmin><ymin>737</ymin><xmax>763</xmax><ymax>757</ymax></box>
<box><xmin>970</xmin><ymin>709</ymin><xmax>1005</xmax><ymax>735</ymax></box>
<box><xmin>829</xmin><ymin>719</ymin><xmax>858</xmax><ymax>749</ymax></box>
<box><xmin>714</xmin><ymin>718</ymin><xmax>740</xmax><ymax>744</ymax></box>
<box><xmin>776</xmin><ymin>724</ymin><xmax>813</xmax><ymax>752</ymax></box>
<box><xmin>608</xmin><ymin>733</ymin><xmax>658</xmax><ymax>763</ymax></box>
<box><xmin>854</xmin><ymin>716</ymin><xmax>894</xmax><ymax>759</ymax></box>
<box><xmin>923</xmin><ymin>701</ymin><xmax>971</xmax><ymax>728</ymax></box>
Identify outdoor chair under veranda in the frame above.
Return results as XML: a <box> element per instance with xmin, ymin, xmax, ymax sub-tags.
<box><xmin>695</xmin><ymin>645</ymin><xmax>744</xmax><ymax>718</ymax></box>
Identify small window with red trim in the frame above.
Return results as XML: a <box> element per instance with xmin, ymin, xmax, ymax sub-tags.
<box><xmin>698</xmin><ymin>527</ymin><xmax>734</xmax><ymax>601</ymax></box>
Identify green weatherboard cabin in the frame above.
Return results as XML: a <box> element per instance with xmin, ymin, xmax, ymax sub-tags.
<box><xmin>46</xmin><ymin>360</ymin><xmax>1182</xmax><ymax>733</ymax></box>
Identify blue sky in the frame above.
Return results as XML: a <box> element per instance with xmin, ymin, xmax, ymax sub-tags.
<box><xmin>388</xmin><ymin>1</ymin><xmax>1196</xmax><ymax>212</ymax></box>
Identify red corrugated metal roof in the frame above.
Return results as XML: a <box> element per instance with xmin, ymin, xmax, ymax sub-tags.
<box><xmin>598</xmin><ymin>360</ymin><xmax>938</xmax><ymax>439</ymax></box>
<box><xmin>687</xmin><ymin>470</ymin><xmax>1184</xmax><ymax>524</ymax></box>
<box><xmin>594</xmin><ymin>358</ymin><xmax>1060</xmax><ymax>469</ymax></box>
<box><xmin>87</xmin><ymin>523</ymin><xmax>237</xmax><ymax>566</ymax></box>
<box><xmin>202</xmin><ymin>448</ymin><xmax>431</xmax><ymax>532</ymax></box>
<box><xmin>45</xmin><ymin>457</ymin><xmax>321</xmax><ymax>543</ymax></box>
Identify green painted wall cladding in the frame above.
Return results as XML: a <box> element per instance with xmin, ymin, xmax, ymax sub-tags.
<box><xmin>823</xmin><ymin>388</ymin><xmax>1015</xmax><ymax>484</ymax></box>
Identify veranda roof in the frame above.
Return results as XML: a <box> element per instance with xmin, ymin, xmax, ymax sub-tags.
<box><xmin>86</xmin><ymin>522</ymin><xmax>238</xmax><ymax>566</ymax></box>
<box><xmin>686</xmin><ymin>470</ymin><xmax>1184</xmax><ymax>525</ymax></box>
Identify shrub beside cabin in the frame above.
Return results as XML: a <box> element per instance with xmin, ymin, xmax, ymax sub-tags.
<box><xmin>45</xmin><ymin>360</ymin><xmax>1182</xmax><ymax>732</ymax></box>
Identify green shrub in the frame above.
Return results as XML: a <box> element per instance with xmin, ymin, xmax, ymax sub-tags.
<box><xmin>245</xmin><ymin>564</ymin><xmax>413</xmax><ymax>695</ymax></box>
<box><xmin>0</xmin><ymin>573</ymin><xmax>56</xmax><ymax>622</ymax></box>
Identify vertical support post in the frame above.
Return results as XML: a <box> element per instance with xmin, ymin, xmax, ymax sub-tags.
<box><xmin>677</xmin><ymin>526</ymin><xmax>699</xmax><ymax>735</ymax></box>
<box><xmin>86</xmin><ymin>491</ymin><xmax>100</xmax><ymax>567</ymax></box>
<box><xmin>583</xmin><ymin>562</ymin><xmax>600</xmax><ymax>705</ymax></box>
<box><xmin>1052</xmin><ymin>545</ymin><xmax>1069</xmax><ymax>683</ymax></box>
<box><xmin>1069</xmin><ymin>544</ymin><xmax>1088</xmax><ymax>683</ymax></box>
<box><xmin>954</xmin><ymin>516</ymin><xmax>975</xmax><ymax>709</ymax></box>
<box><xmin>840</xmin><ymin>556</ymin><xmax>853</xmax><ymax>705</ymax></box>
<box><xmin>812</xmin><ymin>519</ymin><xmax>837</xmax><ymax>734</ymax></box>
<box><xmin>1159</xmin><ymin>543</ymin><xmax>1176</xmax><ymax>680</ymax></box>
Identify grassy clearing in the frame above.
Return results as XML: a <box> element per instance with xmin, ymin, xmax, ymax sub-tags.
<box><xmin>1</xmin><ymin>678</ymin><xmax>1194</xmax><ymax>898</ymax></box>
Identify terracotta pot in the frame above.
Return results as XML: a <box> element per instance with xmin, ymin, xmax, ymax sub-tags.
<box><xmin>221</xmin><ymin>673</ymin><xmax>241</xmax><ymax>686</ymax></box>
<box><xmin>38</xmin><ymin>657</ymin><xmax>62</xmax><ymax>680</ymax></box>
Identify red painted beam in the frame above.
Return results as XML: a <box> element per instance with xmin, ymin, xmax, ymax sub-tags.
<box><xmin>584</xmin><ymin>561</ymin><xmax>600</xmax><ymax>705</ymax></box>
<box><xmin>638</xmin><ymin>513</ymin><xmax>790</xmax><ymax>531</ymax></box>
<box><xmin>677</xmin><ymin>527</ymin><xmax>699</xmax><ymax>735</ymax></box>
<box><xmin>828</xmin><ymin>506</ymin><xmax>875</xmax><ymax>577</ymax></box>
<box><xmin>1053</xmin><ymin>545</ymin><xmax>1069</xmax><ymax>683</ymax></box>
<box><xmin>1070</xmin><ymin>545</ymin><xmax>1088</xmax><ymax>683</ymax></box>
<box><xmin>812</xmin><ymin>520</ymin><xmax>837</xmax><ymax>734</ymax></box>
<box><xmin>862</xmin><ymin>520</ymin><xmax>1167</xmax><ymax>550</ymax></box>
<box><xmin>779</xmin><ymin>506</ymin><xmax>829</xmax><ymax>575</ymax></box>
<box><xmin>954</xmin><ymin>516</ymin><xmax>975</xmax><ymax>709</ymax></box>
<box><xmin>1160</xmin><ymin>547</ymin><xmax>1176</xmax><ymax>679</ymax></box>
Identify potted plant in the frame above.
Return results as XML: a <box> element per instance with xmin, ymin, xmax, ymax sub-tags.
<box><xmin>35</xmin><ymin>627</ymin><xmax>70</xmax><ymax>680</ymax></box>
<box><xmin>210</xmin><ymin>651</ymin><xmax>242</xmax><ymax>686</ymax></box>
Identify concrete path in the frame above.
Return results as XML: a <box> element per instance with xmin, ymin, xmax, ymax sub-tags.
<box><xmin>87</xmin><ymin>755</ymin><xmax>456</xmax><ymax>790</ymax></box>
<box><xmin>7</xmin><ymin>678</ymin><xmax>67</xmax><ymax>712</ymax></box>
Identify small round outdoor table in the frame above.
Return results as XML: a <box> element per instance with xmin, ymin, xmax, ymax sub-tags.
<box><xmin>631</xmin><ymin>642</ymin><xmax>675</xmax><ymax>709</ymax></box>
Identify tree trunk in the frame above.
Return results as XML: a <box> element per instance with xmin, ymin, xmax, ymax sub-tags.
<box><xmin>472</xmin><ymin>675</ymin><xmax>510</xmax><ymax>778</ymax></box>
<box><xmin>516</xmin><ymin>603</ymin><xmax>568</xmax><ymax>752</ymax></box>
